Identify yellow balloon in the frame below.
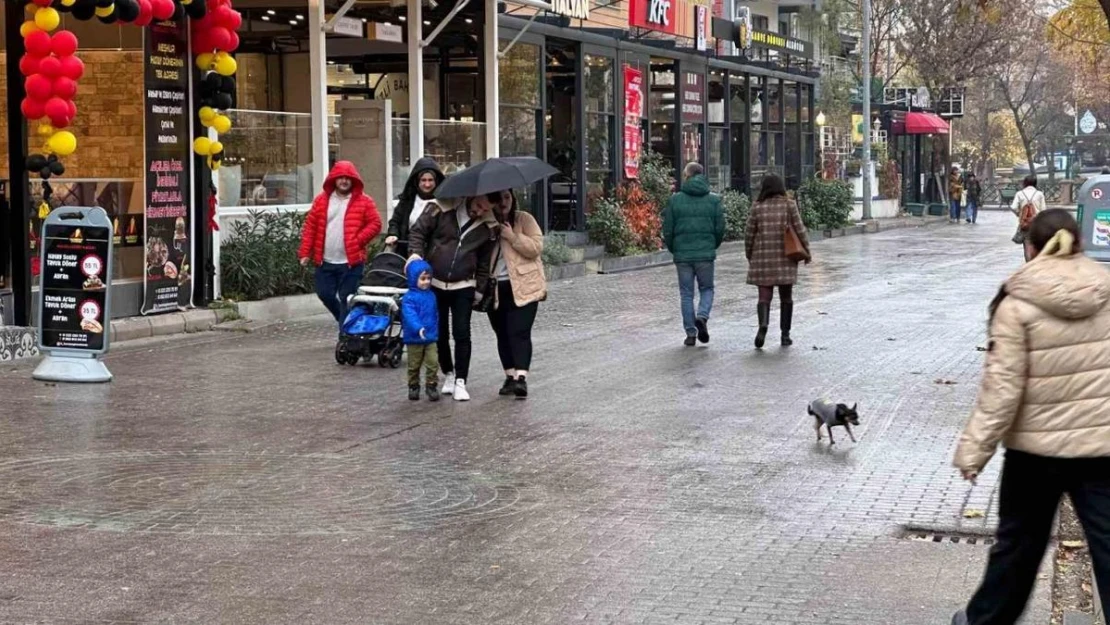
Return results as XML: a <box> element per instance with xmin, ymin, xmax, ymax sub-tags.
<box><xmin>20</xmin><ymin>21</ymin><xmax>39</xmax><ymax>38</ymax></box>
<box><xmin>198</xmin><ymin>106</ymin><xmax>217</xmax><ymax>125</ymax></box>
<box><xmin>214</xmin><ymin>55</ymin><xmax>237</xmax><ymax>77</ymax></box>
<box><xmin>209</xmin><ymin>141</ymin><xmax>224</xmax><ymax>155</ymax></box>
<box><xmin>37</xmin><ymin>124</ymin><xmax>54</xmax><ymax>137</ymax></box>
<box><xmin>47</xmin><ymin>131</ymin><xmax>77</xmax><ymax>157</ymax></box>
<box><xmin>34</xmin><ymin>7</ymin><xmax>60</xmax><ymax>32</ymax></box>
<box><xmin>193</xmin><ymin>137</ymin><xmax>212</xmax><ymax>155</ymax></box>
<box><xmin>212</xmin><ymin>115</ymin><xmax>231</xmax><ymax>134</ymax></box>
<box><xmin>95</xmin><ymin>4</ymin><xmax>115</xmax><ymax>17</ymax></box>
<box><xmin>195</xmin><ymin>53</ymin><xmax>215</xmax><ymax>71</ymax></box>
<box><xmin>38</xmin><ymin>202</ymin><xmax>50</xmax><ymax>220</ymax></box>
<box><xmin>60</xmin><ymin>0</ymin><xmax>76</xmax><ymax>6</ymax></box>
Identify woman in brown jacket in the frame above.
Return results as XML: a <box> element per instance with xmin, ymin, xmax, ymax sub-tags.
<box><xmin>745</xmin><ymin>174</ymin><xmax>810</xmax><ymax>349</ymax></box>
<box><xmin>952</xmin><ymin>209</ymin><xmax>1110</xmax><ymax>625</ymax></box>
<box><xmin>485</xmin><ymin>190</ymin><xmax>546</xmax><ymax>399</ymax></box>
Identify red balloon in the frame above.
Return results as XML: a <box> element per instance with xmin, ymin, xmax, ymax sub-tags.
<box><xmin>21</xmin><ymin>97</ymin><xmax>45</xmax><ymax>120</ymax></box>
<box><xmin>45</xmin><ymin>97</ymin><xmax>70</xmax><ymax>122</ymax></box>
<box><xmin>38</xmin><ymin>56</ymin><xmax>61</xmax><ymax>78</ymax></box>
<box><xmin>67</xmin><ymin>99</ymin><xmax>77</xmax><ymax>118</ymax></box>
<box><xmin>19</xmin><ymin>55</ymin><xmax>41</xmax><ymax>77</ymax></box>
<box><xmin>59</xmin><ymin>55</ymin><xmax>84</xmax><ymax>80</ymax></box>
<box><xmin>135</xmin><ymin>0</ymin><xmax>153</xmax><ymax>26</ymax></box>
<box><xmin>24</xmin><ymin>31</ymin><xmax>52</xmax><ymax>58</ymax></box>
<box><xmin>224</xmin><ymin>10</ymin><xmax>243</xmax><ymax>30</ymax></box>
<box><xmin>32</xmin><ymin>0</ymin><xmax>52</xmax><ymax>6</ymax></box>
<box><xmin>208</xmin><ymin>27</ymin><xmax>231</xmax><ymax>52</ymax></box>
<box><xmin>227</xmin><ymin>31</ymin><xmax>240</xmax><ymax>52</ymax></box>
<box><xmin>52</xmin><ymin>77</ymin><xmax>77</xmax><ymax>99</ymax></box>
<box><xmin>51</xmin><ymin>31</ymin><xmax>78</xmax><ymax>58</ymax></box>
<box><xmin>50</xmin><ymin>115</ymin><xmax>70</xmax><ymax>129</ymax></box>
<box><xmin>25</xmin><ymin>75</ymin><xmax>53</xmax><ymax>101</ymax></box>
<box><xmin>151</xmin><ymin>0</ymin><xmax>174</xmax><ymax>20</ymax></box>
<box><xmin>211</xmin><ymin>5</ymin><xmax>230</xmax><ymax>24</ymax></box>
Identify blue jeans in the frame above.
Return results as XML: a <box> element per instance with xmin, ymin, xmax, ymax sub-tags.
<box><xmin>315</xmin><ymin>262</ymin><xmax>364</xmax><ymax>324</ymax></box>
<box><xmin>950</xmin><ymin>200</ymin><xmax>962</xmax><ymax>220</ymax></box>
<box><xmin>966</xmin><ymin>200</ymin><xmax>978</xmax><ymax>223</ymax></box>
<box><xmin>676</xmin><ymin>261</ymin><xmax>715</xmax><ymax>336</ymax></box>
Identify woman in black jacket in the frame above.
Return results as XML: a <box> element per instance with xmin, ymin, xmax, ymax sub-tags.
<box><xmin>386</xmin><ymin>157</ymin><xmax>444</xmax><ymax>257</ymax></box>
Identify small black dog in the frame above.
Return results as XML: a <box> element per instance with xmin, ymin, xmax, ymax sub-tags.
<box><xmin>808</xmin><ymin>399</ymin><xmax>861</xmax><ymax>446</ymax></box>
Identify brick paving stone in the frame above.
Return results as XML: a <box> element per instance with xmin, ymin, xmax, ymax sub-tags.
<box><xmin>0</xmin><ymin>212</ymin><xmax>1052</xmax><ymax>624</ymax></box>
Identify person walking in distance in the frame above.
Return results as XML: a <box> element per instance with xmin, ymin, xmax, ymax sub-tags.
<box><xmin>408</xmin><ymin>194</ymin><xmax>497</xmax><ymax>402</ymax></box>
<box><xmin>401</xmin><ymin>259</ymin><xmax>440</xmax><ymax>402</ymax></box>
<box><xmin>965</xmin><ymin>172</ymin><xmax>982</xmax><ymax>225</ymax></box>
<box><xmin>949</xmin><ymin>166</ymin><xmax>965</xmax><ymax>224</ymax></box>
<box><xmin>485</xmin><ymin>190</ymin><xmax>546</xmax><ymax>399</ymax></box>
<box><xmin>952</xmin><ymin>209</ymin><xmax>1110</xmax><ymax>625</ymax></box>
<box><xmin>662</xmin><ymin>162</ymin><xmax>725</xmax><ymax>346</ymax></box>
<box><xmin>386</xmin><ymin>157</ymin><xmax>444</xmax><ymax>257</ymax></box>
<box><xmin>745</xmin><ymin>173</ymin><xmax>810</xmax><ymax>349</ymax></box>
<box><xmin>298</xmin><ymin>161</ymin><xmax>382</xmax><ymax>326</ymax></box>
<box><xmin>1012</xmin><ymin>174</ymin><xmax>1047</xmax><ymax>262</ymax></box>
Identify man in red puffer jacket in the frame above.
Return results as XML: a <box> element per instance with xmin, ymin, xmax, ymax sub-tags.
<box><xmin>298</xmin><ymin>161</ymin><xmax>382</xmax><ymax>325</ymax></box>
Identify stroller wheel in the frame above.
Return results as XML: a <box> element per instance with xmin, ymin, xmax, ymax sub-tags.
<box><xmin>335</xmin><ymin>341</ymin><xmax>350</xmax><ymax>365</ymax></box>
<box><xmin>389</xmin><ymin>348</ymin><xmax>403</xmax><ymax>368</ymax></box>
<box><xmin>378</xmin><ymin>349</ymin><xmax>391</xmax><ymax>368</ymax></box>
<box><xmin>346</xmin><ymin>353</ymin><xmax>361</xmax><ymax>366</ymax></box>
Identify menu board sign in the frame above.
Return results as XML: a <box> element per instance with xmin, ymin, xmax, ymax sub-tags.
<box><xmin>623</xmin><ymin>66</ymin><xmax>644</xmax><ymax>179</ymax></box>
<box><xmin>40</xmin><ymin>222</ymin><xmax>110</xmax><ymax>352</ymax></box>
<box><xmin>681</xmin><ymin>72</ymin><xmax>705</xmax><ymax>123</ymax></box>
<box><xmin>142</xmin><ymin>17</ymin><xmax>193</xmax><ymax>315</ymax></box>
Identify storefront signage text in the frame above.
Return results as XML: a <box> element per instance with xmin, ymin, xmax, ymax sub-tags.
<box><xmin>681</xmin><ymin>72</ymin><xmax>705</xmax><ymax>123</ymax></box>
<box><xmin>748</xmin><ymin>28</ymin><xmax>812</xmax><ymax>59</ymax></box>
<box><xmin>39</xmin><ymin>222</ymin><xmax>110</xmax><ymax>352</ymax></box>
<box><xmin>630</xmin><ymin>0</ymin><xmax>676</xmax><ymax>34</ymax></box>
<box><xmin>695</xmin><ymin>5</ymin><xmax>707</xmax><ymax>51</ymax></box>
<box><xmin>329</xmin><ymin>15</ymin><xmax>364</xmax><ymax>37</ymax></box>
<box><xmin>142</xmin><ymin>17</ymin><xmax>193</xmax><ymax>315</ymax></box>
<box><xmin>551</xmin><ymin>0</ymin><xmax>590</xmax><ymax>20</ymax></box>
<box><xmin>624</xmin><ymin>66</ymin><xmax>644</xmax><ymax>179</ymax></box>
<box><xmin>369</xmin><ymin>22</ymin><xmax>403</xmax><ymax>43</ymax></box>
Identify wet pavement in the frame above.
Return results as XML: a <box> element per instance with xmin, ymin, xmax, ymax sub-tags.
<box><xmin>0</xmin><ymin>212</ymin><xmax>1052</xmax><ymax>624</ymax></box>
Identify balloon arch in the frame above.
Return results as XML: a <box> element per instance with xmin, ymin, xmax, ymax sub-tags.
<box><xmin>17</xmin><ymin>0</ymin><xmax>241</xmax><ymax>186</ymax></box>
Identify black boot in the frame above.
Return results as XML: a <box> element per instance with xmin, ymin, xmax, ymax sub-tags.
<box><xmin>781</xmin><ymin>302</ymin><xmax>794</xmax><ymax>347</ymax></box>
<box><xmin>755</xmin><ymin>303</ymin><xmax>770</xmax><ymax>349</ymax></box>
<box><xmin>408</xmin><ymin>385</ymin><xmax>421</xmax><ymax>401</ymax></box>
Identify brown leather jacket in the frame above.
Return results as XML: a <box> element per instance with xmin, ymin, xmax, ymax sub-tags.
<box><xmin>486</xmin><ymin>211</ymin><xmax>547</xmax><ymax>308</ymax></box>
<box><xmin>954</xmin><ymin>251</ymin><xmax>1110</xmax><ymax>473</ymax></box>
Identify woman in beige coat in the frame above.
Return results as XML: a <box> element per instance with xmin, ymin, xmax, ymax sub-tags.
<box><xmin>485</xmin><ymin>190</ymin><xmax>546</xmax><ymax>399</ymax></box>
<box><xmin>952</xmin><ymin>209</ymin><xmax>1110</xmax><ymax>625</ymax></box>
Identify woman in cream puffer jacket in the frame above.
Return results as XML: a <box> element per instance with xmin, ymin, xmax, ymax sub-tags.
<box><xmin>952</xmin><ymin>209</ymin><xmax>1110</xmax><ymax>625</ymax></box>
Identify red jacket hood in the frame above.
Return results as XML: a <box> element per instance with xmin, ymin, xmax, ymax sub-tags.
<box><xmin>323</xmin><ymin>161</ymin><xmax>365</xmax><ymax>196</ymax></box>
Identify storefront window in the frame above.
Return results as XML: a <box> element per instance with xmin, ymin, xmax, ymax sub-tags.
<box><xmin>585</xmin><ymin>55</ymin><xmax>616</xmax><ymax>193</ymax></box>
<box><xmin>708</xmin><ymin>71</ymin><xmax>726</xmax><ymax>125</ymax></box>
<box><xmin>707</xmin><ymin>127</ymin><xmax>729</xmax><ymax>192</ymax></box>
<box><xmin>801</xmin><ymin>84</ymin><xmax>815</xmax><ymax>180</ymax></box>
<box><xmin>649</xmin><ymin>58</ymin><xmax>677</xmax><ymax>171</ymax></box>
<box><xmin>500</xmin><ymin>41</ymin><xmax>543</xmax><ymax>212</ymax></box>
<box><xmin>730</xmin><ymin>74</ymin><xmax>748</xmax><ymax>124</ymax></box>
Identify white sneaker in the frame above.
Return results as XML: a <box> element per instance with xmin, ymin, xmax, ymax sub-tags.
<box><xmin>442</xmin><ymin>372</ymin><xmax>456</xmax><ymax>396</ymax></box>
<box><xmin>453</xmin><ymin>379</ymin><xmax>470</xmax><ymax>402</ymax></box>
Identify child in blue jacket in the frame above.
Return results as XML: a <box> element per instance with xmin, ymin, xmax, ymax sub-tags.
<box><xmin>402</xmin><ymin>259</ymin><xmax>440</xmax><ymax>401</ymax></box>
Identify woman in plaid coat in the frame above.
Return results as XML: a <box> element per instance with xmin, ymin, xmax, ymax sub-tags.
<box><xmin>745</xmin><ymin>174</ymin><xmax>810</xmax><ymax>349</ymax></box>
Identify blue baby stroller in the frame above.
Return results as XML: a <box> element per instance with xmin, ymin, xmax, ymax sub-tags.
<box><xmin>335</xmin><ymin>249</ymin><xmax>408</xmax><ymax>367</ymax></box>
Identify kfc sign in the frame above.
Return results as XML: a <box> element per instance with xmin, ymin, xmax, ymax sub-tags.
<box><xmin>631</xmin><ymin>0</ymin><xmax>677</xmax><ymax>34</ymax></box>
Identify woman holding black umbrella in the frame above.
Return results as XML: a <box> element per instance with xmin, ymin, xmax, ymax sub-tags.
<box><xmin>386</xmin><ymin>157</ymin><xmax>444</xmax><ymax>257</ymax></box>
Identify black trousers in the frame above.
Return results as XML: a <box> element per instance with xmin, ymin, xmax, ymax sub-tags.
<box><xmin>487</xmin><ymin>280</ymin><xmax>538</xmax><ymax>373</ymax></box>
<box><xmin>434</xmin><ymin>287</ymin><xmax>474</xmax><ymax>380</ymax></box>
<box><xmin>965</xmin><ymin>450</ymin><xmax>1110</xmax><ymax>624</ymax></box>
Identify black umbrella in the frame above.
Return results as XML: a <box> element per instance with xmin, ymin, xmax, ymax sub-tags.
<box><xmin>436</xmin><ymin>157</ymin><xmax>559</xmax><ymax>198</ymax></box>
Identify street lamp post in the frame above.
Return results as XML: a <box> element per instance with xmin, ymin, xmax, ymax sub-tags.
<box><xmin>861</xmin><ymin>0</ymin><xmax>873</xmax><ymax>220</ymax></box>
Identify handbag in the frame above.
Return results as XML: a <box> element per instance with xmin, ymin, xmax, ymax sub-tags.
<box><xmin>784</xmin><ymin>225</ymin><xmax>809</xmax><ymax>263</ymax></box>
<box><xmin>473</xmin><ymin>240</ymin><xmax>500</xmax><ymax>313</ymax></box>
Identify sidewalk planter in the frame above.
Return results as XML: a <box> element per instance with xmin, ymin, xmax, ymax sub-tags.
<box><xmin>588</xmin><ymin>249</ymin><xmax>673</xmax><ymax>274</ymax></box>
<box><xmin>905</xmin><ymin>203</ymin><xmax>926</xmax><ymax>217</ymax></box>
<box><xmin>927</xmin><ymin>203</ymin><xmax>947</xmax><ymax>216</ymax></box>
<box><xmin>545</xmin><ymin>263</ymin><xmax>587</xmax><ymax>281</ymax></box>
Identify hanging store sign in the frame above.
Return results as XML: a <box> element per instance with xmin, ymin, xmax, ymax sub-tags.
<box><xmin>749</xmin><ymin>28</ymin><xmax>812</xmax><ymax>59</ymax></box>
<box><xmin>623</xmin><ymin>66</ymin><xmax>644</xmax><ymax>179</ymax></box>
<box><xmin>551</xmin><ymin>0</ymin><xmax>590</xmax><ymax>20</ymax></box>
<box><xmin>1081</xmin><ymin>110</ymin><xmax>1098</xmax><ymax>135</ymax></box>
<box><xmin>735</xmin><ymin>6</ymin><xmax>752</xmax><ymax>52</ymax></box>
<box><xmin>368</xmin><ymin>22</ymin><xmax>403</xmax><ymax>43</ymax></box>
<box><xmin>695</xmin><ymin>5</ymin><xmax>708</xmax><ymax>51</ymax></box>
<box><xmin>329</xmin><ymin>15</ymin><xmax>364</xmax><ymax>37</ymax></box>
<box><xmin>142</xmin><ymin>18</ymin><xmax>193</xmax><ymax>315</ymax></box>
<box><xmin>630</xmin><ymin>0</ymin><xmax>711</xmax><ymax>39</ymax></box>
<box><xmin>681</xmin><ymin>72</ymin><xmax>705</xmax><ymax>123</ymax></box>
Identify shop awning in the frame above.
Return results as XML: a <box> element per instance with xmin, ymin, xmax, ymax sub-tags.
<box><xmin>904</xmin><ymin>112</ymin><xmax>950</xmax><ymax>135</ymax></box>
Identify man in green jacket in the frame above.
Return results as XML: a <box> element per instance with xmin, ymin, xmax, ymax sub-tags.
<box><xmin>663</xmin><ymin>162</ymin><xmax>725</xmax><ymax>347</ymax></box>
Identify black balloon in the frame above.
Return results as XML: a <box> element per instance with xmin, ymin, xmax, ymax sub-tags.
<box><xmin>199</xmin><ymin>97</ymin><xmax>215</xmax><ymax>108</ymax></box>
<box><xmin>203</xmin><ymin>72</ymin><xmax>221</xmax><ymax>90</ymax></box>
<box><xmin>215</xmin><ymin>93</ymin><xmax>233</xmax><ymax>110</ymax></box>
<box><xmin>220</xmin><ymin>76</ymin><xmax>235</xmax><ymax>94</ymax></box>
<box><xmin>172</xmin><ymin>1</ymin><xmax>184</xmax><ymax>20</ymax></box>
<box><xmin>40</xmin><ymin>170</ymin><xmax>52</xmax><ymax>181</ymax></box>
<box><xmin>49</xmin><ymin>161</ymin><xmax>66</xmax><ymax>176</ymax></box>
<box><xmin>71</xmin><ymin>2</ymin><xmax>96</xmax><ymax>19</ymax></box>
<box><xmin>25</xmin><ymin>154</ymin><xmax>48</xmax><ymax>173</ymax></box>
<box><xmin>116</xmin><ymin>0</ymin><xmax>139</xmax><ymax>21</ymax></box>
<box><xmin>55</xmin><ymin>0</ymin><xmax>73</xmax><ymax>13</ymax></box>
<box><xmin>97</xmin><ymin>11</ymin><xmax>118</xmax><ymax>23</ymax></box>
<box><xmin>95</xmin><ymin>0</ymin><xmax>113</xmax><ymax>7</ymax></box>
<box><xmin>47</xmin><ymin>154</ymin><xmax>58</xmax><ymax>162</ymax></box>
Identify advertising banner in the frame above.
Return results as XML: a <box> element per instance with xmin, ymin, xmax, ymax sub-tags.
<box><xmin>39</xmin><ymin>214</ymin><xmax>111</xmax><ymax>353</ymax></box>
<box><xmin>142</xmin><ymin>17</ymin><xmax>193</xmax><ymax>314</ymax></box>
<box><xmin>623</xmin><ymin>66</ymin><xmax>644</xmax><ymax>179</ymax></box>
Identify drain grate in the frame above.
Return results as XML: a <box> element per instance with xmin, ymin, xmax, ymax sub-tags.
<box><xmin>901</xmin><ymin>529</ymin><xmax>995</xmax><ymax>546</ymax></box>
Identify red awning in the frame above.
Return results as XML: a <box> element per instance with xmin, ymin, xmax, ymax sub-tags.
<box><xmin>904</xmin><ymin>112</ymin><xmax>950</xmax><ymax>135</ymax></box>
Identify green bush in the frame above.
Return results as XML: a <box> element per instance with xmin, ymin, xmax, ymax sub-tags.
<box><xmin>541</xmin><ymin>235</ymin><xmax>572</xmax><ymax>266</ymax></box>
<box><xmin>799</xmin><ymin>177</ymin><xmax>854</xmax><ymax>229</ymax></box>
<box><xmin>586</xmin><ymin>196</ymin><xmax>635</xmax><ymax>256</ymax></box>
<box><xmin>721</xmin><ymin>190</ymin><xmax>751</xmax><ymax>241</ymax></box>
<box><xmin>220</xmin><ymin>210</ymin><xmax>315</xmax><ymax>301</ymax></box>
<box><xmin>637</xmin><ymin>150</ymin><xmax>676</xmax><ymax>213</ymax></box>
